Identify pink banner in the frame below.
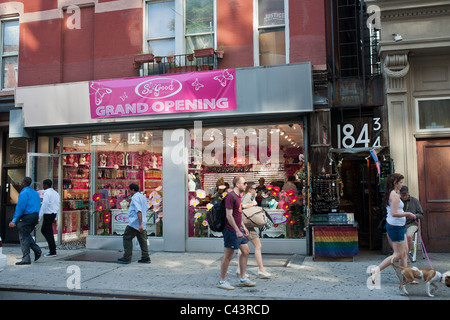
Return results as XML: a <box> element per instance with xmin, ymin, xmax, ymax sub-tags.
<box><xmin>89</xmin><ymin>69</ymin><xmax>237</xmax><ymax>119</ymax></box>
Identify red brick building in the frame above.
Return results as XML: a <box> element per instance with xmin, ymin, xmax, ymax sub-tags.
<box><xmin>1</xmin><ymin>1</ymin><xmax>384</xmax><ymax>256</ymax></box>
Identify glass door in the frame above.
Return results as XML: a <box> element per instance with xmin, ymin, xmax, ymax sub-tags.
<box><xmin>27</xmin><ymin>153</ymin><xmax>61</xmax><ymax>245</ymax></box>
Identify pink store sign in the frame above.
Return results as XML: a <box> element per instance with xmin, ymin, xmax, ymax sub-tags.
<box><xmin>89</xmin><ymin>69</ymin><xmax>237</xmax><ymax>119</ymax></box>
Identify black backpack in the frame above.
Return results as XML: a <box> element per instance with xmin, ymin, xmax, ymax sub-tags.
<box><xmin>206</xmin><ymin>192</ymin><xmax>237</xmax><ymax>232</ymax></box>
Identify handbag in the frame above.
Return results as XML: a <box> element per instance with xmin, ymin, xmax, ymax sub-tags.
<box><xmin>242</xmin><ymin>206</ymin><xmax>267</xmax><ymax>228</ymax></box>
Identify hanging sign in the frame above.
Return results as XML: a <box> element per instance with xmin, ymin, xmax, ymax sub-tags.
<box><xmin>89</xmin><ymin>69</ymin><xmax>237</xmax><ymax>119</ymax></box>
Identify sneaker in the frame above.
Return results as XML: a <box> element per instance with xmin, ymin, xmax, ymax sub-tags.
<box><xmin>44</xmin><ymin>253</ymin><xmax>57</xmax><ymax>257</ymax></box>
<box><xmin>217</xmin><ymin>280</ymin><xmax>235</xmax><ymax>290</ymax></box>
<box><xmin>238</xmin><ymin>278</ymin><xmax>256</xmax><ymax>287</ymax></box>
<box><xmin>138</xmin><ymin>258</ymin><xmax>151</xmax><ymax>264</ymax></box>
<box><xmin>258</xmin><ymin>271</ymin><xmax>271</xmax><ymax>279</ymax></box>
<box><xmin>235</xmin><ymin>269</ymin><xmax>250</xmax><ymax>278</ymax></box>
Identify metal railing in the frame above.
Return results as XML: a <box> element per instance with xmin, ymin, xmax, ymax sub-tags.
<box><xmin>137</xmin><ymin>53</ymin><xmax>217</xmax><ymax>76</ymax></box>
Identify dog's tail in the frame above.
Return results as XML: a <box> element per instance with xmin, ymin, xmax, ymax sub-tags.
<box><xmin>390</xmin><ymin>257</ymin><xmax>407</xmax><ymax>269</ymax></box>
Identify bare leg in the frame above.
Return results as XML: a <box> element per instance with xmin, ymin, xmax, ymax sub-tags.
<box><xmin>220</xmin><ymin>248</ymin><xmax>235</xmax><ymax>281</ymax></box>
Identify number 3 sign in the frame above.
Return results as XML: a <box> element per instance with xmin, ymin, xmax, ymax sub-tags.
<box><xmin>337</xmin><ymin>118</ymin><xmax>381</xmax><ymax>149</ymax></box>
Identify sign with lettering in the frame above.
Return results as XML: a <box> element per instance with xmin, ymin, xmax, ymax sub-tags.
<box><xmin>336</xmin><ymin>117</ymin><xmax>382</xmax><ymax>149</ymax></box>
<box><xmin>89</xmin><ymin>69</ymin><xmax>237</xmax><ymax>119</ymax></box>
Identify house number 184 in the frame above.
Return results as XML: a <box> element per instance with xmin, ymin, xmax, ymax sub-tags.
<box><xmin>337</xmin><ymin>118</ymin><xmax>381</xmax><ymax>149</ymax></box>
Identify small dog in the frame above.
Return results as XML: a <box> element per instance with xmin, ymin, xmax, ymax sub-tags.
<box><xmin>391</xmin><ymin>258</ymin><xmax>450</xmax><ymax>297</ymax></box>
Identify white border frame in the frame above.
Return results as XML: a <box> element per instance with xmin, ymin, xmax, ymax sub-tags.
<box><xmin>415</xmin><ymin>96</ymin><xmax>450</xmax><ymax>133</ymax></box>
<box><xmin>253</xmin><ymin>0</ymin><xmax>289</xmax><ymax>67</ymax></box>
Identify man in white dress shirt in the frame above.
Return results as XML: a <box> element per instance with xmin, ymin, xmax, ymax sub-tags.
<box><xmin>39</xmin><ymin>179</ymin><xmax>60</xmax><ymax>257</ymax></box>
<box><xmin>117</xmin><ymin>184</ymin><xmax>150</xmax><ymax>264</ymax></box>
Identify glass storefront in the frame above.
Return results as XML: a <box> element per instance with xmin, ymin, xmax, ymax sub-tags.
<box><xmin>187</xmin><ymin>123</ymin><xmax>306</xmax><ymax>239</ymax></box>
<box><xmin>47</xmin><ymin>131</ymin><xmax>164</xmax><ymax>244</ymax></box>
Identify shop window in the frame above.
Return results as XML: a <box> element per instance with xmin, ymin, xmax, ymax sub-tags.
<box><xmin>1</xmin><ymin>19</ymin><xmax>19</xmax><ymax>90</ymax></box>
<box><xmin>188</xmin><ymin>123</ymin><xmax>306</xmax><ymax>239</ymax></box>
<box><xmin>61</xmin><ymin>135</ymin><xmax>91</xmax><ymax>243</ymax></box>
<box><xmin>92</xmin><ymin>132</ymin><xmax>163</xmax><ymax>237</ymax></box>
<box><xmin>417</xmin><ymin>98</ymin><xmax>450</xmax><ymax>131</ymax></box>
<box><xmin>257</xmin><ymin>0</ymin><xmax>286</xmax><ymax>66</ymax></box>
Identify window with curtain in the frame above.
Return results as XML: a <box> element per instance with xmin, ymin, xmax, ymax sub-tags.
<box><xmin>258</xmin><ymin>0</ymin><xmax>285</xmax><ymax>66</ymax></box>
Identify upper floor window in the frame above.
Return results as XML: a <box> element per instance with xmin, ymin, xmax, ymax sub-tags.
<box><xmin>146</xmin><ymin>0</ymin><xmax>215</xmax><ymax>57</ymax></box>
<box><xmin>416</xmin><ymin>97</ymin><xmax>450</xmax><ymax>132</ymax></box>
<box><xmin>257</xmin><ymin>0</ymin><xmax>286</xmax><ymax>66</ymax></box>
<box><xmin>1</xmin><ymin>19</ymin><xmax>19</xmax><ymax>90</ymax></box>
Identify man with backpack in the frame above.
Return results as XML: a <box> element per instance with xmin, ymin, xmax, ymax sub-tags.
<box><xmin>217</xmin><ymin>176</ymin><xmax>256</xmax><ymax>290</ymax></box>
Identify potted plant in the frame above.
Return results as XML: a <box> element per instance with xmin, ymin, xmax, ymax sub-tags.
<box><xmin>134</xmin><ymin>52</ymin><xmax>154</xmax><ymax>64</ymax></box>
<box><xmin>194</xmin><ymin>47</ymin><xmax>214</xmax><ymax>58</ymax></box>
<box><xmin>187</xmin><ymin>54</ymin><xmax>194</xmax><ymax>62</ymax></box>
<box><xmin>215</xmin><ymin>44</ymin><xmax>225</xmax><ymax>59</ymax></box>
<box><xmin>155</xmin><ymin>56</ymin><xmax>162</xmax><ymax>63</ymax></box>
<box><xmin>167</xmin><ymin>56</ymin><xmax>174</xmax><ymax>63</ymax></box>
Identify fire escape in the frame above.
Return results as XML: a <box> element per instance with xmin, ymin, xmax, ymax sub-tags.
<box><xmin>330</xmin><ymin>0</ymin><xmax>382</xmax><ymax>108</ymax></box>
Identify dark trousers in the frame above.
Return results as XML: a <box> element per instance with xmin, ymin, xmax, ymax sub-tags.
<box><xmin>122</xmin><ymin>225</ymin><xmax>149</xmax><ymax>261</ymax></box>
<box><xmin>41</xmin><ymin>214</ymin><xmax>57</xmax><ymax>255</ymax></box>
<box><xmin>16</xmin><ymin>213</ymin><xmax>41</xmax><ymax>263</ymax></box>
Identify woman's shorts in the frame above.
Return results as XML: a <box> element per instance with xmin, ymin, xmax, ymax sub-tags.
<box><xmin>386</xmin><ymin>223</ymin><xmax>406</xmax><ymax>242</ymax></box>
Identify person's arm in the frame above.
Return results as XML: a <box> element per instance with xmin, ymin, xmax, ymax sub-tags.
<box><xmin>413</xmin><ymin>198</ymin><xmax>424</xmax><ymax>220</ymax></box>
<box><xmin>11</xmin><ymin>191</ymin><xmax>27</xmax><ymax>225</ymax></box>
<box><xmin>137</xmin><ymin>211</ymin><xmax>144</xmax><ymax>232</ymax></box>
<box><xmin>39</xmin><ymin>192</ymin><xmax>48</xmax><ymax>221</ymax></box>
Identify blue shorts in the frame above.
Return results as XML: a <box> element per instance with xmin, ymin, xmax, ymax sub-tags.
<box><xmin>223</xmin><ymin>228</ymin><xmax>248</xmax><ymax>250</ymax></box>
<box><xmin>386</xmin><ymin>223</ymin><xmax>406</xmax><ymax>242</ymax></box>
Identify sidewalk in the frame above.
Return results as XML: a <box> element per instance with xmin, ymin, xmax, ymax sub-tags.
<box><xmin>0</xmin><ymin>245</ymin><xmax>449</xmax><ymax>300</ymax></box>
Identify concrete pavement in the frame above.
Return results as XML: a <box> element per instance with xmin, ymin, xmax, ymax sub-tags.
<box><xmin>0</xmin><ymin>244</ymin><xmax>449</xmax><ymax>301</ymax></box>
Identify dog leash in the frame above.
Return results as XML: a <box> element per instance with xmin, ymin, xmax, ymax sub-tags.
<box><xmin>415</xmin><ymin>220</ymin><xmax>433</xmax><ymax>269</ymax></box>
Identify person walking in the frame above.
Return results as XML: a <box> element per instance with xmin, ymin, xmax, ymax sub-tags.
<box><xmin>237</xmin><ymin>182</ymin><xmax>271</xmax><ymax>279</ymax></box>
<box><xmin>39</xmin><ymin>179</ymin><xmax>60</xmax><ymax>257</ymax></box>
<box><xmin>118</xmin><ymin>184</ymin><xmax>150</xmax><ymax>264</ymax></box>
<box><xmin>218</xmin><ymin>176</ymin><xmax>255</xmax><ymax>290</ymax></box>
<box><xmin>9</xmin><ymin>177</ymin><xmax>42</xmax><ymax>265</ymax></box>
<box><xmin>370</xmin><ymin>173</ymin><xmax>416</xmax><ymax>284</ymax></box>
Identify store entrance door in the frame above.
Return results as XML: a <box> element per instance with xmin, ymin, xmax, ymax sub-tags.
<box><xmin>27</xmin><ymin>153</ymin><xmax>61</xmax><ymax>246</ymax></box>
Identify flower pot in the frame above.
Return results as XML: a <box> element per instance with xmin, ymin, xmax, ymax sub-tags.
<box><xmin>200</xmin><ymin>64</ymin><xmax>210</xmax><ymax>71</ymax></box>
<box><xmin>155</xmin><ymin>56</ymin><xmax>162</xmax><ymax>63</ymax></box>
<box><xmin>134</xmin><ymin>53</ymin><xmax>154</xmax><ymax>63</ymax></box>
<box><xmin>187</xmin><ymin>54</ymin><xmax>194</xmax><ymax>61</ymax></box>
<box><xmin>167</xmin><ymin>56</ymin><xmax>174</xmax><ymax>63</ymax></box>
<box><xmin>194</xmin><ymin>48</ymin><xmax>214</xmax><ymax>58</ymax></box>
<box><xmin>215</xmin><ymin>50</ymin><xmax>224</xmax><ymax>59</ymax></box>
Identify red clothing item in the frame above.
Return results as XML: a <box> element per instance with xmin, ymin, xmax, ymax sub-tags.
<box><xmin>224</xmin><ymin>191</ymin><xmax>242</xmax><ymax>231</ymax></box>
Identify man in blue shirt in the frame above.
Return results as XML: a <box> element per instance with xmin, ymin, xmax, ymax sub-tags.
<box><xmin>9</xmin><ymin>177</ymin><xmax>42</xmax><ymax>265</ymax></box>
<box><xmin>117</xmin><ymin>184</ymin><xmax>150</xmax><ymax>264</ymax></box>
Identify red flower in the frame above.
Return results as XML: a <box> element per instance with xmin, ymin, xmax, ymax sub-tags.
<box><xmin>289</xmin><ymin>195</ymin><xmax>299</xmax><ymax>204</ymax></box>
<box><xmin>96</xmin><ymin>203</ymin><xmax>104</xmax><ymax>212</ymax></box>
<box><xmin>274</xmin><ymin>186</ymin><xmax>280</xmax><ymax>192</ymax></box>
<box><xmin>266</xmin><ymin>184</ymin><xmax>273</xmax><ymax>191</ymax></box>
<box><xmin>104</xmin><ymin>212</ymin><xmax>110</xmax><ymax>224</ymax></box>
<box><xmin>288</xmin><ymin>218</ymin><xmax>295</xmax><ymax>225</ymax></box>
<box><xmin>92</xmin><ymin>193</ymin><xmax>102</xmax><ymax>202</ymax></box>
<box><xmin>286</xmin><ymin>189</ymin><xmax>295</xmax><ymax>197</ymax></box>
<box><xmin>108</xmin><ymin>197</ymin><xmax>116</xmax><ymax>206</ymax></box>
<box><xmin>281</xmin><ymin>202</ymin><xmax>289</xmax><ymax>210</ymax></box>
<box><xmin>271</xmin><ymin>190</ymin><xmax>278</xmax><ymax>197</ymax></box>
<box><xmin>283</xmin><ymin>212</ymin><xmax>291</xmax><ymax>219</ymax></box>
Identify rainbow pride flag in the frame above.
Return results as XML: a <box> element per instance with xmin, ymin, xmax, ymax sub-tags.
<box><xmin>313</xmin><ymin>226</ymin><xmax>358</xmax><ymax>257</ymax></box>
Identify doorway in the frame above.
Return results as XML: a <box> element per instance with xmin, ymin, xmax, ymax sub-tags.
<box><xmin>416</xmin><ymin>139</ymin><xmax>450</xmax><ymax>252</ymax></box>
